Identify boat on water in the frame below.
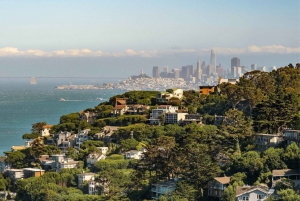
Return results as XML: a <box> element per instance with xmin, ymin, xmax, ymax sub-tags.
<box><xmin>60</xmin><ymin>98</ymin><xmax>66</xmax><ymax>101</ymax></box>
<box><xmin>97</xmin><ymin>98</ymin><xmax>103</xmax><ymax>100</ymax></box>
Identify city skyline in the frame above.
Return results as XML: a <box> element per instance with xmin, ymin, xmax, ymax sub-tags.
<box><xmin>0</xmin><ymin>0</ymin><xmax>299</xmax><ymax>77</ymax></box>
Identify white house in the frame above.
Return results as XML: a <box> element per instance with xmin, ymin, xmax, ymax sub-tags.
<box><xmin>254</xmin><ymin>133</ymin><xmax>283</xmax><ymax>151</ymax></box>
<box><xmin>86</xmin><ymin>153</ymin><xmax>106</xmax><ymax>168</ymax></box>
<box><xmin>156</xmin><ymin>88</ymin><xmax>183</xmax><ymax>103</ymax></box>
<box><xmin>124</xmin><ymin>150</ymin><xmax>144</xmax><ymax>160</ymax></box>
<box><xmin>149</xmin><ymin>105</ymin><xmax>178</xmax><ymax>125</ymax></box>
<box><xmin>235</xmin><ymin>184</ymin><xmax>273</xmax><ymax>201</ymax></box>
<box><xmin>78</xmin><ymin>172</ymin><xmax>96</xmax><ymax>188</ymax></box>
<box><xmin>164</xmin><ymin>112</ymin><xmax>188</xmax><ymax>124</ymax></box>
<box><xmin>40</xmin><ymin>124</ymin><xmax>53</xmax><ymax>137</ymax></box>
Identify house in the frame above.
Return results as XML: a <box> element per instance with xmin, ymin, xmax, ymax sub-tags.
<box><xmin>11</xmin><ymin>145</ymin><xmax>25</xmax><ymax>152</ymax></box>
<box><xmin>86</xmin><ymin>153</ymin><xmax>106</xmax><ymax>168</ymax></box>
<box><xmin>126</xmin><ymin>104</ymin><xmax>150</xmax><ymax>115</ymax></box>
<box><xmin>78</xmin><ymin>172</ymin><xmax>96</xmax><ymax>188</ymax></box>
<box><xmin>208</xmin><ymin>176</ymin><xmax>230</xmax><ymax>199</ymax></box>
<box><xmin>74</xmin><ymin>129</ymin><xmax>90</xmax><ymax>149</ymax></box>
<box><xmin>254</xmin><ymin>133</ymin><xmax>283</xmax><ymax>151</ymax></box>
<box><xmin>58</xmin><ymin>158</ymin><xmax>79</xmax><ymax>170</ymax></box>
<box><xmin>235</xmin><ymin>184</ymin><xmax>273</xmax><ymax>201</ymax></box>
<box><xmin>214</xmin><ymin>115</ymin><xmax>226</xmax><ymax>126</ymax></box>
<box><xmin>199</xmin><ymin>86</ymin><xmax>218</xmax><ymax>95</ymax></box>
<box><xmin>164</xmin><ymin>112</ymin><xmax>188</xmax><ymax>124</ymax></box>
<box><xmin>79</xmin><ymin>111</ymin><xmax>97</xmax><ymax>124</ymax></box>
<box><xmin>182</xmin><ymin>113</ymin><xmax>202</xmax><ymax>125</ymax></box>
<box><xmin>88</xmin><ymin>179</ymin><xmax>99</xmax><ymax>195</ymax></box>
<box><xmin>40</xmin><ymin>124</ymin><xmax>53</xmax><ymax>137</ymax></box>
<box><xmin>272</xmin><ymin>169</ymin><xmax>300</xmax><ymax>189</ymax></box>
<box><xmin>23</xmin><ymin>168</ymin><xmax>45</xmax><ymax>178</ymax></box>
<box><xmin>124</xmin><ymin>150</ymin><xmax>144</xmax><ymax>160</ymax></box>
<box><xmin>45</xmin><ymin>131</ymin><xmax>73</xmax><ymax>152</ymax></box>
<box><xmin>97</xmin><ymin>147</ymin><xmax>109</xmax><ymax>155</ymax></box>
<box><xmin>283</xmin><ymin>129</ymin><xmax>300</xmax><ymax>147</ymax></box>
<box><xmin>156</xmin><ymin>88</ymin><xmax>183</xmax><ymax>103</ymax></box>
<box><xmin>151</xmin><ymin>180</ymin><xmax>177</xmax><ymax>200</ymax></box>
<box><xmin>149</xmin><ymin>105</ymin><xmax>178</xmax><ymax>125</ymax></box>
<box><xmin>94</xmin><ymin>126</ymin><xmax>119</xmax><ymax>140</ymax></box>
<box><xmin>6</xmin><ymin>169</ymin><xmax>24</xmax><ymax>183</ymax></box>
<box><xmin>218</xmin><ymin>77</ymin><xmax>239</xmax><ymax>85</ymax></box>
<box><xmin>41</xmin><ymin>154</ymin><xmax>80</xmax><ymax>171</ymax></box>
<box><xmin>112</xmin><ymin>98</ymin><xmax>128</xmax><ymax>116</ymax></box>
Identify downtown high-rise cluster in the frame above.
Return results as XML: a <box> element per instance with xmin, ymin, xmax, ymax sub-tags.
<box><xmin>152</xmin><ymin>50</ymin><xmax>277</xmax><ymax>85</ymax></box>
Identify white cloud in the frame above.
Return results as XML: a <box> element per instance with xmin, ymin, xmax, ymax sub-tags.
<box><xmin>0</xmin><ymin>45</ymin><xmax>299</xmax><ymax>57</ymax></box>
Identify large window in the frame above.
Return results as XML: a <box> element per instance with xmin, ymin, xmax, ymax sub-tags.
<box><xmin>257</xmin><ymin>194</ymin><xmax>264</xmax><ymax>199</ymax></box>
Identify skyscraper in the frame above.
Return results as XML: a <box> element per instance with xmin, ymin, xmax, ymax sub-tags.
<box><xmin>173</xmin><ymin>69</ymin><xmax>180</xmax><ymax>79</ymax></box>
<box><xmin>231</xmin><ymin>57</ymin><xmax>240</xmax><ymax>77</ymax></box>
<box><xmin>251</xmin><ymin>64</ymin><xmax>257</xmax><ymax>71</ymax></box>
<box><xmin>152</xmin><ymin>66</ymin><xmax>159</xmax><ymax>78</ymax></box>
<box><xmin>210</xmin><ymin>50</ymin><xmax>216</xmax><ymax>74</ymax></box>
<box><xmin>196</xmin><ymin>56</ymin><xmax>202</xmax><ymax>81</ymax></box>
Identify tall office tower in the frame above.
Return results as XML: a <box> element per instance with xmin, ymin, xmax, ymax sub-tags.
<box><xmin>210</xmin><ymin>50</ymin><xmax>216</xmax><ymax>74</ymax></box>
<box><xmin>262</xmin><ymin>66</ymin><xmax>266</xmax><ymax>72</ymax></box>
<box><xmin>163</xmin><ymin>66</ymin><xmax>168</xmax><ymax>73</ymax></box>
<box><xmin>216</xmin><ymin>67</ymin><xmax>224</xmax><ymax>77</ymax></box>
<box><xmin>152</xmin><ymin>66</ymin><xmax>159</xmax><ymax>78</ymax></box>
<box><xmin>160</xmin><ymin>66</ymin><xmax>168</xmax><ymax>78</ymax></box>
<box><xmin>233</xmin><ymin>67</ymin><xmax>237</xmax><ymax>78</ymax></box>
<box><xmin>251</xmin><ymin>64</ymin><xmax>257</xmax><ymax>71</ymax></box>
<box><xmin>231</xmin><ymin>57</ymin><xmax>240</xmax><ymax>77</ymax></box>
<box><xmin>207</xmin><ymin>65</ymin><xmax>212</xmax><ymax>76</ymax></box>
<box><xmin>196</xmin><ymin>57</ymin><xmax>202</xmax><ymax>81</ymax></box>
<box><xmin>237</xmin><ymin>67</ymin><xmax>242</xmax><ymax>77</ymax></box>
<box><xmin>187</xmin><ymin>65</ymin><xmax>194</xmax><ymax>77</ymax></box>
<box><xmin>173</xmin><ymin>69</ymin><xmax>180</xmax><ymax>79</ymax></box>
<box><xmin>181</xmin><ymin>66</ymin><xmax>189</xmax><ymax>79</ymax></box>
<box><xmin>201</xmin><ymin>61</ymin><xmax>206</xmax><ymax>71</ymax></box>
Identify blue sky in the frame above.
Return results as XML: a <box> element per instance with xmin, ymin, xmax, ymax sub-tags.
<box><xmin>0</xmin><ymin>0</ymin><xmax>299</xmax><ymax>77</ymax></box>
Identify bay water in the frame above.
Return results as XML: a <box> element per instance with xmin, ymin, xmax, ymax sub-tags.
<box><xmin>0</xmin><ymin>78</ymin><xmax>125</xmax><ymax>155</ymax></box>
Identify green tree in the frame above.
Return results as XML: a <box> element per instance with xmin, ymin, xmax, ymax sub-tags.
<box><xmin>31</xmin><ymin>122</ymin><xmax>46</xmax><ymax>132</ymax></box>
<box><xmin>5</xmin><ymin>151</ymin><xmax>26</xmax><ymax>168</ymax></box>
<box><xmin>277</xmin><ymin>188</ymin><xmax>300</xmax><ymax>201</ymax></box>
<box><xmin>120</xmin><ymin>138</ymin><xmax>139</xmax><ymax>152</ymax></box>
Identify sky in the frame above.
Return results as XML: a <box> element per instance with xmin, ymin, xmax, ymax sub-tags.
<box><xmin>0</xmin><ymin>0</ymin><xmax>299</xmax><ymax>78</ymax></box>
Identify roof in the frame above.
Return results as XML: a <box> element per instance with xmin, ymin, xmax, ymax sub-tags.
<box><xmin>23</xmin><ymin>168</ymin><xmax>45</xmax><ymax>172</ymax></box>
<box><xmin>11</xmin><ymin>146</ymin><xmax>25</xmax><ymax>151</ymax></box>
<box><xmin>236</xmin><ymin>185</ymin><xmax>269</xmax><ymax>197</ymax></box>
<box><xmin>43</xmin><ymin>125</ymin><xmax>53</xmax><ymax>129</ymax></box>
<box><xmin>272</xmin><ymin>169</ymin><xmax>300</xmax><ymax>176</ymax></box>
<box><xmin>214</xmin><ymin>176</ymin><xmax>230</xmax><ymax>184</ymax></box>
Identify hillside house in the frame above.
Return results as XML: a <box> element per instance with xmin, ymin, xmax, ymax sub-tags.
<box><xmin>86</xmin><ymin>153</ymin><xmax>106</xmax><ymax>168</ymax></box>
<box><xmin>149</xmin><ymin>105</ymin><xmax>178</xmax><ymax>125</ymax></box>
<box><xmin>151</xmin><ymin>180</ymin><xmax>177</xmax><ymax>200</ymax></box>
<box><xmin>283</xmin><ymin>129</ymin><xmax>300</xmax><ymax>147</ymax></box>
<box><xmin>40</xmin><ymin>124</ymin><xmax>53</xmax><ymax>137</ymax></box>
<box><xmin>208</xmin><ymin>176</ymin><xmax>230</xmax><ymax>199</ymax></box>
<box><xmin>78</xmin><ymin>172</ymin><xmax>96</xmax><ymax>188</ymax></box>
<box><xmin>254</xmin><ymin>133</ymin><xmax>283</xmax><ymax>151</ymax></box>
<box><xmin>156</xmin><ymin>88</ymin><xmax>183</xmax><ymax>103</ymax></box>
<box><xmin>235</xmin><ymin>184</ymin><xmax>273</xmax><ymax>201</ymax></box>
<box><xmin>79</xmin><ymin>111</ymin><xmax>97</xmax><ymax>124</ymax></box>
<box><xmin>164</xmin><ymin>112</ymin><xmax>188</xmax><ymax>124</ymax></box>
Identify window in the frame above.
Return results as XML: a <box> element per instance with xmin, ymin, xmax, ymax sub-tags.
<box><xmin>257</xmin><ymin>194</ymin><xmax>264</xmax><ymax>199</ymax></box>
<box><xmin>242</xmin><ymin>196</ymin><xmax>249</xmax><ymax>201</ymax></box>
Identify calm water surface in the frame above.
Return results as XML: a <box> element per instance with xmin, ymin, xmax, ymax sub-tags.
<box><xmin>0</xmin><ymin>78</ymin><xmax>124</xmax><ymax>155</ymax></box>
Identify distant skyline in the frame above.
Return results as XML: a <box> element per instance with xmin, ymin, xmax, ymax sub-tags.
<box><xmin>0</xmin><ymin>0</ymin><xmax>299</xmax><ymax>77</ymax></box>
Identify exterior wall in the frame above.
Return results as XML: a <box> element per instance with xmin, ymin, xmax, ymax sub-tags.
<box><xmin>199</xmin><ymin>86</ymin><xmax>217</xmax><ymax>95</ymax></box>
<box><xmin>283</xmin><ymin>130</ymin><xmax>300</xmax><ymax>147</ymax></box>
<box><xmin>208</xmin><ymin>180</ymin><xmax>228</xmax><ymax>198</ymax></box>
<box><xmin>78</xmin><ymin>174</ymin><xmax>95</xmax><ymax>187</ymax></box>
<box><xmin>236</xmin><ymin>189</ymin><xmax>268</xmax><ymax>201</ymax></box>
<box><xmin>151</xmin><ymin>182</ymin><xmax>176</xmax><ymax>200</ymax></box>
<box><xmin>164</xmin><ymin>113</ymin><xmax>188</xmax><ymax>124</ymax></box>
<box><xmin>254</xmin><ymin>134</ymin><xmax>283</xmax><ymax>151</ymax></box>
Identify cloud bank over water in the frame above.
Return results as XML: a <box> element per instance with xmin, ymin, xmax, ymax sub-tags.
<box><xmin>0</xmin><ymin>45</ymin><xmax>299</xmax><ymax>58</ymax></box>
